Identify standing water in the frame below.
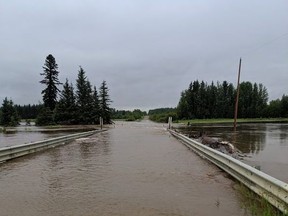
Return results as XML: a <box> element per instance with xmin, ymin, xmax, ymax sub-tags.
<box><xmin>178</xmin><ymin>123</ymin><xmax>288</xmax><ymax>182</ymax></box>
<box><xmin>0</xmin><ymin>121</ymin><xmax>250</xmax><ymax>216</ymax></box>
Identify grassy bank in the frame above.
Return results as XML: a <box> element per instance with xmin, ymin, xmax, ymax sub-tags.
<box><xmin>178</xmin><ymin>118</ymin><xmax>288</xmax><ymax>125</ymax></box>
<box><xmin>235</xmin><ymin>183</ymin><xmax>287</xmax><ymax>216</ymax></box>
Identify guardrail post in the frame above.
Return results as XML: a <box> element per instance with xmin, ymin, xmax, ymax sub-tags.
<box><xmin>100</xmin><ymin>117</ymin><xmax>103</xmax><ymax>130</ymax></box>
<box><xmin>168</xmin><ymin>117</ymin><xmax>172</xmax><ymax>129</ymax></box>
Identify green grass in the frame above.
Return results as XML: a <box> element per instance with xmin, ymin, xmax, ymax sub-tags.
<box><xmin>178</xmin><ymin>118</ymin><xmax>288</xmax><ymax>124</ymax></box>
<box><xmin>235</xmin><ymin>183</ymin><xmax>287</xmax><ymax>216</ymax></box>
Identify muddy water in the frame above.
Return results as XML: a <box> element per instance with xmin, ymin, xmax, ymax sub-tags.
<box><xmin>179</xmin><ymin>123</ymin><xmax>288</xmax><ymax>182</ymax></box>
<box><xmin>0</xmin><ymin>121</ymin><xmax>249</xmax><ymax>216</ymax></box>
<box><xmin>0</xmin><ymin>124</ymin><xmax>71</xmax><ymax>148</ymax></box>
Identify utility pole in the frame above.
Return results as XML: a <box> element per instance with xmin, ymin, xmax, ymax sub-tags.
<box><xmin>234</xmin><ymin>58</ymin><xmax>242</xmax><ymax>130</ymax></box>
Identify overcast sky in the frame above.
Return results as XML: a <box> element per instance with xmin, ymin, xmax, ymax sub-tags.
<box><xmin>0</xmin><ymin>1</ymin><xmax>287</xmax><ymax>111</ymax></box>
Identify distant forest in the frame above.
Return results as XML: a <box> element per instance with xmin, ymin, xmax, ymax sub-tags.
<box><xmin>111</xmin><ymin>109</ymin><xmax>147</xmax><ymax>121</ymax></box>
<box><xmin>149</xmin><ymin>80</ymin><xmax>288</xmax><ymax>122</ymax></box>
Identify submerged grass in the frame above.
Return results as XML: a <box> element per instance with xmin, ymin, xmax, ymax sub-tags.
<box><xmin>235</xmin><ymin>183</ymin><xmax>288</xmax><ymax>216</ymax></box>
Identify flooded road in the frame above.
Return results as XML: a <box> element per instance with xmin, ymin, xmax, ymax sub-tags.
<box><xmin>179</xmin><ymin>123</ymin><xmax>288</xmax><ymax>182</ymax></box>
<box><xmin>0</xmin><ymin>120</ymin><xmax>248</xmax><ymax>216</ymax></box>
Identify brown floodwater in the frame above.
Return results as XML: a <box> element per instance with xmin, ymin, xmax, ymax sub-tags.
<box><xmin>178</xmin><ymin>123</ymin><xmax>288</xmax><ymax>182</ymax></box>
<box><xmin>0</xmin><ymin>120</ymin><xmax>250</xmax><ymax>216</ymax></box>
<box><xmin>0</xmin><ymin>124</ymin><xmax>94</xmax><ymax>148</ymax></box>
<box><xmin>0</xmin><ymin>130</ymin><xmax>69</xmax><ymax>148</ymax></box>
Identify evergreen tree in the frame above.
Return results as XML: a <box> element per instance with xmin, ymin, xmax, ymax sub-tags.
<box><xmin>91</xmin><ymin>86</ymin><xmax>100</xmax><ymax>124</ymax></box>
<box><xmin>36</xmin><ymin>107</ymin><xmax>54</xmax><ymax>126</ymax></box>
<box><xmin>0</xmin><ymin>97</ymin><xmax>20</xmax><ymax>126</ymax></box>
<box><xmin>198</xmin><ymin>81</ymin><xmax>208</xmax><ymax>118</ymax></box>
<box><xmin>15</xmin><ymin>104</ymin><xmax>42</xmax><ymax>119</ymax></box>
<box><xmin>281</xmin><ymin>95</ymin><xmax>288</xmax><ymax>117</ymax></box>
<box><xmin>264</xmin><ymin>99</ymin><xmax>282</xmax><ymax>118</ymax></box>
<box><xmin>238</xmin><ymin>82</ymin><xmax>252</xmax><ymax>118</ymax></box>
<box><xmin>226</xmin><ymin>83</ymin><xmax>236</xmax><ymax>118</ymax></box>
<box><xmin>177</xmin><ymin>90</ymin><xmax>189</xmax><ymax>119</ymax></box>
<box><xmin>54</xmin><ymin>79</ymin><xmax>77</xmax><ymax>124</ymax></box>
<box><xmin>99</xmin><ymin>80</ymin><xmax>112</xmax><ymax>124</ymax></box>
<box><xmin>75</xmin><ymin>66</ymin><xmax>94</xmax><ymax>124</ymax></box>
<box><xmin>40</xmin><ymin>54</ymin><xmax>62</xmax><ymax>110</ymax></box>
<box><xmin>207</xmin><ymin>81</ymin><xmax>218</xmax><ymax>118</ymax></box>
<box><xmin>257</xmin><ymin>83</ymin><xmax>268</xmax><ymax>117</ymax></box>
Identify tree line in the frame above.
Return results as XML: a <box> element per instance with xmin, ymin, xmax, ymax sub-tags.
<box><xmin>111</xmin><ymin>109</ymin><xmax>147</xmax><ymax>121</ymax></box>
<box><xmin>148</xmin><ymin>80</ymin><xmax>288</xmax><ymax>122</ymax></box>
<box><xmin>15</xmin><ymin>104</ymin><xmax>42</xmax><ymax>120</ymax></box>
<box><xmin>177</xmin><ymin>80</ymin><xmax>288</xmax><ymax>120</ymax></box>
<box><xmin>148</xmin><ymin>108</ymin><xmax>177</xmax><ymax>123</ymax></box>
<box><xmin>0</xmin><ymin>54</ymin><xmax>112</xmax><ymax>126</ymax></box>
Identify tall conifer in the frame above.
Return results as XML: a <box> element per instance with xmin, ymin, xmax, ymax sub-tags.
<box><xmin>75</xmin><ymin>66</ymin><xmax>94</xmax><ymax>124</ymax></box>
<box><xmin>40</xmin><ymin>54</ymin><xmax>61</xmax><ymax>110</ymax></box>
<box><xmin>99</xmin><ymin>80</ymin><xmax>112</xmax><ymax>124</ymax></box>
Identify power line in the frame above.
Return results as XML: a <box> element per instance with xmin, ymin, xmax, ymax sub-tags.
<box><xmin>242</xmin><ymin>32</ymin><xmax>288</xmax><ymax>57</ymax></box>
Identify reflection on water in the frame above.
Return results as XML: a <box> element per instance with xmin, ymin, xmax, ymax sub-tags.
<box><xmin>178</xmin><ymin>123</ymin><xmax>288</xmax><ymax>182</ymax></box>
<box><xmin>0</xmin><ymin>121</ymin><xmax>250</xmax><ymax>216</ymax></box>
<box><xmin>231</xmin><ymin>124</ymin><xmax>267</xmax><ymax>154</ymax></box>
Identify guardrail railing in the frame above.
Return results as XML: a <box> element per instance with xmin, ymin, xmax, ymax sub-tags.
<box><xmin>168</xmin><ymin>129</ymin><xmax>288</xmax><ymax>214</ymax></box>
<box><xmin>0</xmin><ymin>129</ymin><xmax>106</xmax><ymax>163</ymax></box>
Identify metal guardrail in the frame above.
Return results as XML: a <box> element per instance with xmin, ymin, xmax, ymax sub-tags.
<box><xmin>168</xmin><ymin>129</ymin><xmax>288</xmax><ymax>214</ymax></box>
<box><xmin>0</xmin><ymin>129</ymin><xmax>106</xmax><ymax>163</ymax></box>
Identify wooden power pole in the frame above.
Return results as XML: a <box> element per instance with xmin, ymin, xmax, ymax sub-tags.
<box><xmin>234</xmin><ymin>58</ymin><xmax>242</xmax><ymax>130</ymax></box>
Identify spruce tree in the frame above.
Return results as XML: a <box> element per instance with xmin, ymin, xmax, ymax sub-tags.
<box><xmin>0</xmin><ymin>97</ymin><xmax>20</xmax><ymax>126</ymax></box>
<box><xmin>99</xmin><ymin>80</ymin><xmax>112</xmax><ymax>124</ymax></box>
<box><xmin>40</xmin><ymin>54</ymin><xmax>61</xmax><ymax>110</ymax></box>
<box><xmin>75</xmin><ymin>66</ymin><xmax>94</xmax><ymax>124</ymax></box>
<box><xmin>35</xmin><ymin>107</ymin><xmax>54</xmax><ymax>126</ymax></box>
<box><xmin>92</xmin><ymin>86</ymin><xmax>100</xmax><ymax>124</ymax></box>
<box><xmin>54</xmin><ymin>79</ymin><xmax>76</xmax><ymax>124</ymax></box>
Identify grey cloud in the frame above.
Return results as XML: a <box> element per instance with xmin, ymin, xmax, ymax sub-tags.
<box><xmin>1</xmin><ymin>0</ymin><xmax>288</xmax><ymax>110</ymax></box>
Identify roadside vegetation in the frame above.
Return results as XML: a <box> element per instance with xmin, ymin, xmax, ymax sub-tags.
<box><xmin>112</xmin><ymin>109</ymin><xmax>147</xmax><ymax>121</ymax></box>
<box><xmin>148</xmin><ymin>108</ymin><xmax>177</xmax><ymax>123</ymax></box>
<box><xmin>235</xmin><ymin>183</ymin><xmax>287</xmax><ymax>216</ymax></box>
